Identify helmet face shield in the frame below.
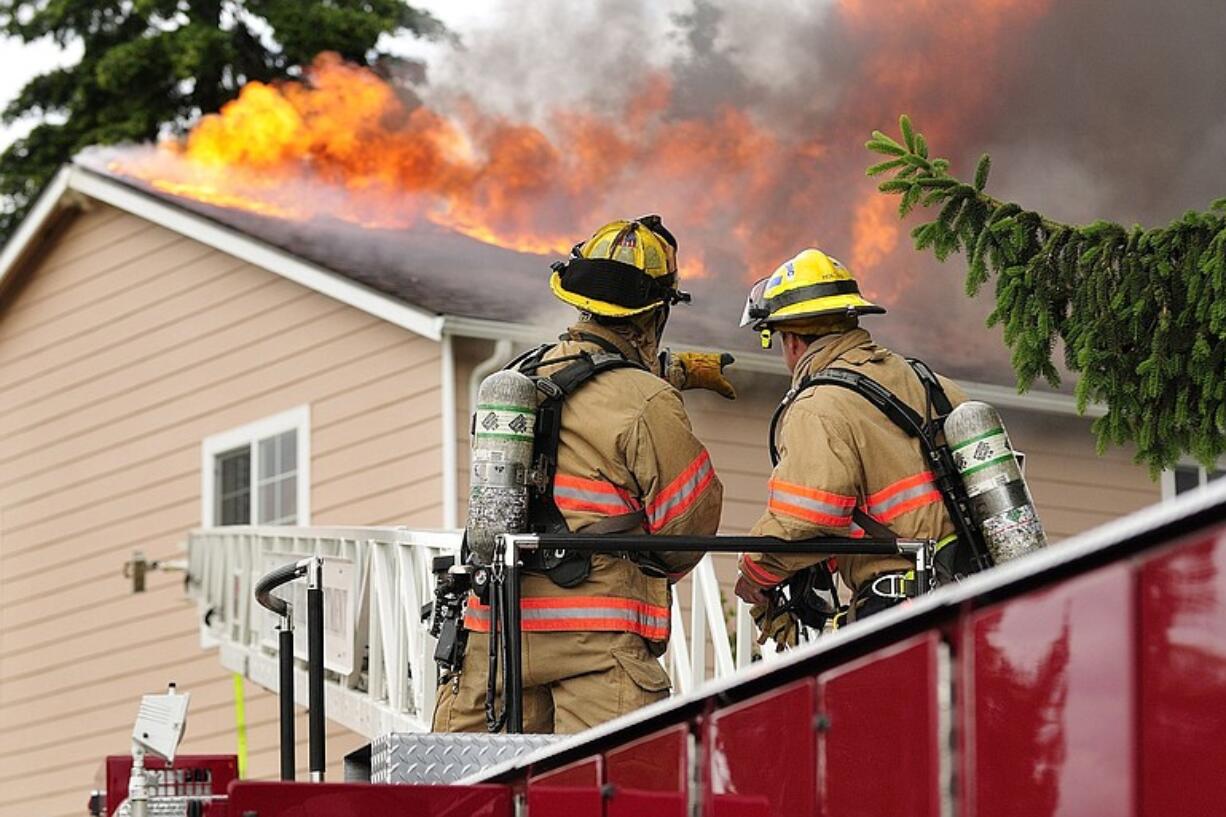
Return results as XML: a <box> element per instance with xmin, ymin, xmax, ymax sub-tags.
<box><xmin>739</xmin><ymin>276</ymin><xmax>771</xmax><ymax>328</ymax></box>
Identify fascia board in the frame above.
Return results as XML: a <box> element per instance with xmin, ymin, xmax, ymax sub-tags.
<box><xmin>0</xmin><ymin>166</ymin><xmax>73</xmax><ymax>293</ymax></box>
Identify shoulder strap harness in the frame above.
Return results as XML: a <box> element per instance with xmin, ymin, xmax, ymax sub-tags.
<box><xmin>768</xmin><ymin>358</ymin><xmax>991</xmax><ymax>578</ymax></box>
<box><xmin>505</xmin><ymin>334</ymin><xmax>649</xmax><ymax>585</ymax></box>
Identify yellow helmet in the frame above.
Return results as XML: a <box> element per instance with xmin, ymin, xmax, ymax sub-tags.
<box><xmin>740</xmin><ymin>248</ymin><xmax>884</xmax><ymax>342</ymax></box>
<box><xmin>549</xmin><ymin>215</ymin><xmax>690</xmax><ymax>317</ymax></box>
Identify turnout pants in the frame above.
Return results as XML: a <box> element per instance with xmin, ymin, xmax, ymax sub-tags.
<box><xmin>432</xmin><ymin>629</ymin><xmax>671</xmax><ymax>734</ymax></box>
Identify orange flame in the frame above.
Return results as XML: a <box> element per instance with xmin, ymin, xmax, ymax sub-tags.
<box><xmin>109</xmin><ymin>0</ymin><xmax>1052</xmax><ymax>291</ymax></box>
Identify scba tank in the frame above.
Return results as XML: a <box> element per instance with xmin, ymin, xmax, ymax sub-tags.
<box><xmin>945</xmin><ymin>401</ymin><xmax>1046</xmax><ymax>564</ymax></box>
<box><xmin>466</xmin><ymin>370</ymin><xmax>538</xmax><ymax>565</ymax></box>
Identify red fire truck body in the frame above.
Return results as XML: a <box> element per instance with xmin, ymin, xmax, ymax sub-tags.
<box><xmin>208</xmin><ymin>484</ymin><xmax>1226</xmax><ymax>815</ymax></box>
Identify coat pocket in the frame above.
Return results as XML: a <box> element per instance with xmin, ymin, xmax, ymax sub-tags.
<box><xmin>611</xmin><ymin>646</ymin><xmax>672</xmax><ymax>693</ymax></box>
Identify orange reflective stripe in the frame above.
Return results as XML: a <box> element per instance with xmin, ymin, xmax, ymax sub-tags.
<box><xmin>864</xmin><ymin>471</ymin><xmax>942</xmax><ymax>522</ymax></box>
<box><xmin>866</xmin><ymin>471</ymin><xmax>935</xmax><ymax>504</ymax></box>
<box><xmin>463</xmin><ymin>594</ymin><xmax>670</xmax><ymax>640</ymax></box>
<box><xmin>647</xmin><ymin>450</ymin><xmax>716</xmax><ymax>531</ymax></box>
<box><xmin>740</xmin><ymin>555</ymin><xmax>785</xmax><ymax>586</ymax></box>
<box><xmin>767</xmin><ymin>477</ymin><xmax>855</xmax><ymax>526</ymax></box>
<box><xmin>554</xmin><ymin>473</ymin><xmax>640</xmax><ymax>516</ymax></box>
<box><xmin>769</xmin><ymin>478</ymin><xmax>857</xmax><ymax>508</ymax></box>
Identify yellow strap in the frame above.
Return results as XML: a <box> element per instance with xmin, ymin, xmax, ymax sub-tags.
<box><xmin>232</xmin><ymin>673</ymin><xmax>249</xmax><ymax>779</ymax></box>
<box><xmin>936</xmin><ymin>533</ymin><xmax>957</xmax><ymax>551</ymax></box>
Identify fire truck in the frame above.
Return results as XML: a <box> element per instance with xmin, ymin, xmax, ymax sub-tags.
<box><xmin>97</xmin><ymin>479</ymin><xmax>1226</xmax><ymax>816</ymax></box>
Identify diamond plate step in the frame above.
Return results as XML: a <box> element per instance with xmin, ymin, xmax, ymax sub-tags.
<box><xmin>371</xmin><ymin>732</ymin><xmax>563</xmax><ymax>784</ymax></box>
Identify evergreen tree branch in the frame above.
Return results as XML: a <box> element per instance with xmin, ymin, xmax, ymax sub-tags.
<box><xmin>867</xmin><ymin>115</ymin><xmax>1226</xmax><ymax>475</ymax></box>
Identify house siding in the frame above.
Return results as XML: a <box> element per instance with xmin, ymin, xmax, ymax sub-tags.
<box><xmin>0</xmin><ymin>204</ymin><xmax>443</xmax><ymax>817</ymax></box>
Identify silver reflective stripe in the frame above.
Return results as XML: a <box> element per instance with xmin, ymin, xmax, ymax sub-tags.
<box><xmin>519</xmin><ymin>607</ymin><xmax>669</xmax><ymax>629</ymax></box>
<box><xmin>866</xmin><ymin>479</ymin><xmax>939</xmax><ymax>520</ymax></box>
<box><xmin>648</xmin><ymin>457</ymin><xmax>714</xmax><ymax>525</ymax></box>
<box><xmin>554</xmin><ymin>483</ymin><xmax>635</xmax><ymax>510</ymax></box>
<box><xmin>769</xmin><ymin>484</ymin><xmax>853</xmax><ymax>520</ymax></box>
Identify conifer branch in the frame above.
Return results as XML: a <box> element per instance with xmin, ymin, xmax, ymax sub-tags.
<box><xmin>867</xmin><ymin>115</ymin><xmax>1226</xmax><ymax>474</ymax></box>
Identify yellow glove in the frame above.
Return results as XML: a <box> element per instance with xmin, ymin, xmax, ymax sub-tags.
<box><xmin>750</xmin><ymin>601</ymin><xmax>800</xmax><ymax>652</ymax></box>
<box><xmin>661</xmin><ymin>351</ymin><xmax>737</xmax><ymax>399</ymax></box>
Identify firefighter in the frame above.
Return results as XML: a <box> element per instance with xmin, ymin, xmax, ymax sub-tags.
<box><xmin>733</xmin><ymin>248</ymin><xmax>967</xmax><ymax>645</ymax></box>
<box><xmin>433</xmin><ymin>216</ymin><xmax>727</xmax><ymax>733</ymax></box>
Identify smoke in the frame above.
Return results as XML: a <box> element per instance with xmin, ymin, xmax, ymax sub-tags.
<box><xmin>95</xmin><ymin>0</ymin><xmax>1226</xmax><ymax>385</ymax></box>
<box><xmin>406</xmin><ymin>0</ymin><xmax>1226</xmax><ymax>382</ymax></box>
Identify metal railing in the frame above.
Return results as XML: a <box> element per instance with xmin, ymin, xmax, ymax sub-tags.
<box><xmin>184</xmin><ymin>526</ymin><xmax>750</xmax><ymax>738</ymax></box>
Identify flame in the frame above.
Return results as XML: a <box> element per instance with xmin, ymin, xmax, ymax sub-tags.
<box><xmin>849</xmin><ymin>195</ymin><xmax>900</xmax><ymax>299</ymax></box>
<box><xmin>108</xmin><ymin>1</ymin><xmax>1052</xmax><ymax>293</ymax></box>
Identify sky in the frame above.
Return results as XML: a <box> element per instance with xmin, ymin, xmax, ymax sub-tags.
<box><xmin>0</xmin><ymin>0</ymin><xmax>485</xmax><ymax>150</ymax></box>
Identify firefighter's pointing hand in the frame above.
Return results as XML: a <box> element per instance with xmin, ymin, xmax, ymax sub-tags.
<box><xmin>661</xmin><ymin>350</ymin><xmax>737</xmax><ymax>399</ymax></box>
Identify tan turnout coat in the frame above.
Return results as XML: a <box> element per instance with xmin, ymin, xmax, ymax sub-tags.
<box><xmin>740</xmin><ymin>329</ymin><xmax>965</xmax><ymax>591</ymax></box>
<box><xmin>434</xmin><ymin>321</ymin><xmax>722</xmax><ymax>734</ymax></box>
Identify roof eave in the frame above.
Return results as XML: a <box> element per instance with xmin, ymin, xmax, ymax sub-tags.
<box><xmin>439</xmin><ymin>314</ymin><xmax>1104</xmax><ymax>418</ymax></box>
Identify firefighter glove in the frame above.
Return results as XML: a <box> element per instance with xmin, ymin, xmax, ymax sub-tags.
<box><xmin>751</xmin><ymin>601</ymin><xmax>800</xmax><ymax>651</ymax></box>
<box><xmin>661</xmin><ymin>350</ymin><xmax>737</xmax><ymax>399</ymax></box>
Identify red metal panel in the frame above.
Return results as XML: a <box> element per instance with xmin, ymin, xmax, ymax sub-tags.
<box><xmin>526</xmin><ymin>786</ymin><xmax>604</xmax><ymax>817</ymax></box>
<box><xmin>960</xmin><ymin>562</ymin><xmax>1135</xmax><ymax>817</ymax></box>
<box><xmin>605</xmin><ymin>722</ymin><xmax>688</xmax><ymax>792</ymax></box>
<box><xmin>605</xmin><ymin>723</ymin><xmax>689</xmax><ymax>817</ymax></box>
<box><xmin>607</xmin><ymin>790</ymin><xmax>687</xmax><ymax>817</ymax></box>
<box><xmin>818</xmin><ymin>633</ymin><xmax>941</xmax><ymax>817</ymax></box>
<box><xmin>528</xmin><ymin>756</ymin><xmax>604</xmax><ymax>816</ymax></box>
<box><xmin>706</xmin><ymin>679</ymin><xmax>817</xmax><ymax>817</ymax></box>
<box><xmin>225</xmin><ymin>781</ymin><xmax>511</xmax><ymax>816</ymax></box>
<box><xmin>529</xmin><ymin>755</ymin><xmax>603</xmax><ymax>787</ymax></box>
<box><xmin>1139</xmin><ymin>530</ymin><xmax>1226</xmax><ymax>816</ymax></box>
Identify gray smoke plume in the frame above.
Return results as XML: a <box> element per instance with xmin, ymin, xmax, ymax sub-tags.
<box><xmin>404</xmin><ymin>0</ymin><xmax>1226</xmax><ymax>384</ymax></box>
<box><xmin>90</xmin><ymin>0</ymin><xmax>1226</xmax><ymax>386</ymax></box>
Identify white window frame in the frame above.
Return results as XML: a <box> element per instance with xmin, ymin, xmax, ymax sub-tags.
<box><xmin>1160</xmin><ymin>457</ymin><xmax>1226</xmax><ymax>501</ymax></box>
<box><xmin>201</xmin><ymin>405</ymin><xmax>311</xmax><ymax>527</ymax></box>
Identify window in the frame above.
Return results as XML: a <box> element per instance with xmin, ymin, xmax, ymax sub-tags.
<box><xmin>202</xmin><ymin>406</ymin><xmax>310</xmax><ymax>527</ymax></box>
<box><xmin>1161</xmin><ymin>461</ymin><xmax>1226</xmax><ymax>500</ymax></box>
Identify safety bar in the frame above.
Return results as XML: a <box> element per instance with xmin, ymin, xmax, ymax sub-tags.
<box><xmin>254</xmin><ymin>561</ymin><xmax>307</xmax><ymax>618</ymax></box>
<box><xmin>253</xmin><ymin>557</ymin><xmax>327</xmax><ymax>782</ymax></box>
<box><xmin>489</xmin><ymin>533</ymin><xmax>935</xmax><ymax>733</ymax></box>
<box><xmin>500</xmin><ymin>533</ymin><xmax>918</xmax><ymax>554</ymax></box>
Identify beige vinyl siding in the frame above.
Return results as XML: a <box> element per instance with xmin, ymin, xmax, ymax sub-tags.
<box><xmin>0</xmin><ymin>204</ymin><xmax>441</xmax><ymax>817</ymax></box>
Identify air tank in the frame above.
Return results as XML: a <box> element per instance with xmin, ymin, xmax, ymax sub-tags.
<box><xmin>466</xmin><ymin>370</ymin><xmax>538</xmax><ymax>565</ymax></box>
<box><xmin>945</xmin><ymin>401</ymin><xmax>1047</xmax><ymax>564</ymax></box>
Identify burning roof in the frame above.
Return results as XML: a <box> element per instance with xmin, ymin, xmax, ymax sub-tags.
<box><xmin>77</xmin><ymin>0</ymin><xmax>1226</xmax><ymax>384</ymax></box>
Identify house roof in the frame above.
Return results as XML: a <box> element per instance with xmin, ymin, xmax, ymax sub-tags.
<box><xmin>0</xmin><ymin>162</ymin><xmax>1101</xmax><ymax>417</ymax></box>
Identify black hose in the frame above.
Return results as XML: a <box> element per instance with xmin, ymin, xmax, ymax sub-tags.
<box><xmin>485</xmin><ymin>578</ymin><xmax>505</xmax><ymax>733</ymax></box>
<box><xmin>255</xmin><ymin>561</ymin><xmax>307</xmax><ymax>617</ymax></box>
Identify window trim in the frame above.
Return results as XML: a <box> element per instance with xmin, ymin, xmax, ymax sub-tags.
<box><xmin>201</xmin><ymin>405</ymin><xmax>311</xmax><ymax>527</ymax></box>
<box><xmin>1160</xmin><ymin>457</ymin><xmax>1226</xmax><ymax>501</ymax></box>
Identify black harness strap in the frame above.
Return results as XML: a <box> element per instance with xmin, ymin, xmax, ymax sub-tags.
<box><xmin>768</xmin><ymin>359</ymin><xmax>991</xmax><ymax>579</ymax></box>
<box><xmin>510</xmin><ymin>343</ymin><xmax>648</xmax><ymax>586</ymax></box>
